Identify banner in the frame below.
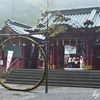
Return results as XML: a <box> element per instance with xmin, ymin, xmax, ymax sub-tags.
<box><xmin>6</xmin><ymin>50</ymin><xmax>13</xmax><ymax>71</ymax></box>
<box><xmin>30</xmin><ymin>43</ymin><xmax>35</xmax><ymax>58</ymax></box>
<box><xmin>80</xmin><ymin>41</ymin><xmax>87</xmax><ymax>59</ymax></box>
<box><xmin>64</xmin><ymin>45</ymin><xmax>76</xmax><ymax>54</ymax></box>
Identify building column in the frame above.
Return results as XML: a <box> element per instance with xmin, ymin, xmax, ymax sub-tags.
<box><xmin>86</xmin><ymin>39</ymin><xmax>92</xmax><ymax>69</ymax></box>
<box><xmin>55</xmin><ymin>44</ymin><xmax>59</xmax><ymax>69</ymax></box>
<box><xmin>49</xmin><ymin>43</ymin><xmax>55</xmax><ymax>69</ymax></box>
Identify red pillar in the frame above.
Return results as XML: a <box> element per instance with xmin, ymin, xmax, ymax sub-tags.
<box><xmin>56</xmin><ymin>45</ymin><xmax>59</xmax><ymax>69</ymax></box>
<box><xmin>0</xmin><ymin>49</ymin><xmax>3</xmax><ymax>60</ymax></box>
<box><xmin>86</xmin><ymin>39</ymin><xmax>92</xmax><ymax>69</ymax></box>
<box><xmin>52</xmin><ymin>43</ymin><xmax>55</xmax><ymax>66</ymax></box>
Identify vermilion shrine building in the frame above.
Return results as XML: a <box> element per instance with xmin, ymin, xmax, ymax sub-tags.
<box><xmin>28</xmin><ymin>6</ymin><xmax>100</xmax><ymax>70</ymax></box>
<box><xmin>0</xmin><ymin>19</ymin><xmax>45</xmax><ymax>69</ymax></box>
<box><xmin>1</xmin><ymin>6</ymin><xmax>100</xmax><ymax>70</ymax></box>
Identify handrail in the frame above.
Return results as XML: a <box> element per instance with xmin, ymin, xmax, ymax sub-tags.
<box><xmin>9</xmin><ymin>58</ymin><xmax>18</xmax><ymax>68</ymax></box>
<box><xmin>6</xmin><ymin>58</ymin><xmax>18</xmax><ymax>74</ymax></box>
<box><xmin>6</xmin><ymin>58</ymin><xmax>22</xmax><ymax>79</ymax></box>
<box><xmin>7</xmin><ymin>60</ymin><xmax>21</xmax><ymax>75</ymax></box>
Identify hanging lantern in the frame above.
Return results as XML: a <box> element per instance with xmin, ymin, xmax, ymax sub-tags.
<box><xmin>19</xmin><ymin>41</ymin><xmax>21</xmax><ymax>45</ymax></box>
<box><xmin>69</xmin><ymin>39</ymin><xmax>71</xmax><ymax>45</ymax></box>
<box><xmin>76</xmin><ymin>38</ymin><xmax>78</xmax><ymax>46</ymax></box>
<box><xmin>96</xmin><ymin>39</ymin><xmax>98</xmax><ymax>42</ymax></box>
<box><xmin>56</xmin><ymin>39</ymin><xmax>58</xmax><ymax>46</ymax></box>
<box><xmin>62</xmin><ymin>39</ymin><xmax>64</xmax><ymax>45</ymax></box>
<box><xmin>13</xmin><ymin>44</ymin><xmax>16</xmax><ymax>46</ymax></box>
<box><xmin>23</xmin><ymin>44</ymin><xmax>26</xmax><ymax>46</ymax></box>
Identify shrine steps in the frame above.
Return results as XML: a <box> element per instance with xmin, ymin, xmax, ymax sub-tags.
<box><xmin>5</xmin><ymin>69</ymin><xmax>100</xmax><ymax>88</ymax></box>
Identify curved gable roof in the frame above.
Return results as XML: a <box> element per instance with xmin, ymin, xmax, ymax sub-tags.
<box><xmin>40</xmin><ymin>6</ymin><xmax>100</xmax><ymax>29</ymax></box>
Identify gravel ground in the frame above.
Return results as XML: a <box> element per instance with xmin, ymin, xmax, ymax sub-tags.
<box><xmin>0</xmin><ymin>83</ymin><xmax>100</xmax><ymax>100</ymax></box>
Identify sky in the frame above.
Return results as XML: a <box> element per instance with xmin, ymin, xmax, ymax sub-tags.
<box><xmin>0</xmin><ymin>0</ymin><xmax>100</xmax><ymax>26</ymax></box>
<box><xmin>34</xmin><ymin>0</ymin><xmax>100</xmax><ymax>10</ymax></box>
<box><xmin>1</xmin><ymin>0</ymin><xmax>100</xmax><ymax>12</ymax></box>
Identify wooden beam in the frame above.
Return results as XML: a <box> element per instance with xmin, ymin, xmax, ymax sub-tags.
<box><xmin>0</xmin><ymin>32</ymin><xmax>44</xmax><ymax>36</ymax></box>
<box><xmin>50</xmin><ymin>37</ymin><xmax>86</xmax><ymax>40</ymax></box>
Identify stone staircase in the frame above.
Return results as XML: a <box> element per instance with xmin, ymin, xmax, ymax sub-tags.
<box><xmin>5</xmin><ymin>69</ymin><xmax>100</xmax><ymax>88</ymax></box>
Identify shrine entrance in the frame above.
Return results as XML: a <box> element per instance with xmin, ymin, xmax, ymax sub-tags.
<box><xmin>61</xmin><ymin>39</ymin><xmax>85</xmax><ymax>70</ymax></box>
<box><xmin>50</xmin><ymin>38</ymin><xmax>86</xmax><ymax>70</ymax></box>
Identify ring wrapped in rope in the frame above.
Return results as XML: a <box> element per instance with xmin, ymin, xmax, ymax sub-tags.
<box><xmin>0</xmin><ymin>35</ymin><xmax>46</xmax><ymax>91</ymax></box>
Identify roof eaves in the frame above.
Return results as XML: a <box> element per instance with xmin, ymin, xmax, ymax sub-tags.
<box><xmin>6</xmin><ymin>19</ymin><xmax>32</xmax><ymax>29</ymax></box>
<box><xmin>47</xmin><ymin>6</ymin><xmax>100</xmax><ymax>15</ymax></box>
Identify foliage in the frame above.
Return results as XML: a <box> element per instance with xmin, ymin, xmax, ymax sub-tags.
<box><xmin>0</xmin><ymin>0</ymin><xmax>41</xmax><ymax>26</ymax></box>
<box><xmin>48</xmin><ymin>25</ymin><xmax>68</xmax><ymax>37</ymax></box>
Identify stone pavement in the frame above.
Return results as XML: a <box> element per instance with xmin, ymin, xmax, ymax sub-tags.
<box><xmin>0</xmin><ymin>83</ymin><xmax>100</xmax><ymax>100</ymax></box>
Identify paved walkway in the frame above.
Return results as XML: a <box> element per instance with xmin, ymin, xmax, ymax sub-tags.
<box><xmin>0</xmin><ymin>83</ymin><xmax>100</xmax><ymax>100</ymax></box>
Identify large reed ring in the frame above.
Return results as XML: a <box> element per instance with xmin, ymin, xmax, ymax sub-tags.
<box><xmin>0</xmin><ymin>35</ymin><xmax>46</xmax><ymax>91</ymax></box>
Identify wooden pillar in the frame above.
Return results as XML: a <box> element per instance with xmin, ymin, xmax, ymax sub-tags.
<box><xmin>0</xmin><ymin>66</ymin><xmax>2</xmax><ymax>79</ymax></box>
<box><xmin>86</xmin><ymin>39</ymin><xmax>92</xmax><ymax>69</ymax></box>
<box><xmin>55</xmin><ymin>44</ymin><xmax>59</xmax><ymax>69</ymax></box>
<box><xmin>0</xmin><ymin>49</ymin><xmax>3</xmax><ymax>78</ymax></box>
<box><xmin>52</xmin><ymin>43</ymin><xmax>55</xmax><ymax>66</ymax></box>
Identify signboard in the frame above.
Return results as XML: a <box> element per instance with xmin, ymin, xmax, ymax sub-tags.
<box><xmin>6</xmin><ymin>50</ymin><xmax>13</xmax><ymax>72</ymax></box>
<box><xmin>64</xmin><ymin>45</ymin><xmax>76</xmax><ymax>54</ymax></box>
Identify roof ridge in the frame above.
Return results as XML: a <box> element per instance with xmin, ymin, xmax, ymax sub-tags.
<box><xmin>6</xmin><ymin>19</ymin><xmax>33</xmax><ymax>29</ymax></box>
<box><xmin>48</xmin><ymin>6</ymin><xmax>100</xmax><ymax>12</ymax></box>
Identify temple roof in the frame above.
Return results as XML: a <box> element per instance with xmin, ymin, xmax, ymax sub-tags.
<box><xmin>2</xmin><ymin>6</ymin><xmax>100</xmax><ymax>39</ymax></box>
<box><xmin>2</xmin><ymin>19</ymin><xmax>45</xmax><ymax>40</ymax></box>
<box><xmin>44</xmin><ymin>6</ymin><xmax>100</xmax><ymax>28</ymax></box>
<box><xmin>28</xmin><ymin>6</ymin><xmax>100</xmax><ymax>33</ymax></box>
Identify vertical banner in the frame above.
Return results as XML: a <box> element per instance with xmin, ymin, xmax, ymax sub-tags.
<box><xmin>6</xmin><ymin>50</ymin><xmax>13</xmax><ymax>72</ymax></box>
<box><xmin>80</xmin><ymin>41</ymin><xmax>86</xmax><ymax>59</ymax></box>
<box><xmin>0</xmin><ymin>60</ymin><xmax>3</xmax><ymax>78</ymax></box>
<box><xmin>30</xmin><ymin>43</ymin><xmax>35</xmax><ymax>58</ymax></box>
<box><xmin>29</xmin><ymin>44</ymin><xmax>35</xmax><ymax>68</ymax></box>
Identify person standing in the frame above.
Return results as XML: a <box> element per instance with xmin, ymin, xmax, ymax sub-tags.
<box><xmin>67</xmin><ymin>55</ymin><xmax>72</xmax><ymax>68</ymax></box>
<box><xmin>80</xmin><ymin>55</ymin><xmax>84</xmax><ymax>69</ymax></box>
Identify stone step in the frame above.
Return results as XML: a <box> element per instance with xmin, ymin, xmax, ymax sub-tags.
<box><xmin>6</xmin><ymin>75</ymin><xmax>100</xmax><ymax>81</ymax></box>
<box><xmin>11</xmin><ymin>69</ymin><xmax>100</xmax><ymax>74</ymax></box>
<box><xmin>5</xmin><ymin>80</ymin><xmax>100</xmax><ymax>88</ymax></box>
<box><xmin>5</xmin><ymin>69</ymin><xmax>100</xmax><ymax>88</ymax></box>
<box><xmin>6</xmin><ymin>77</ymin><xmax>100</xmax><ymax>83</ymax></box>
